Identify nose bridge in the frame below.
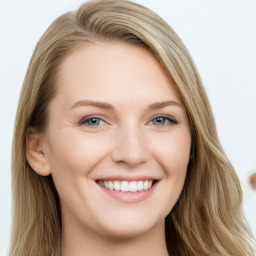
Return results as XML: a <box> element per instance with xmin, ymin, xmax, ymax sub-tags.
<box><xmin>111</xmin><ymin>122</ymin><xmax>150</xmax><ymax>167</ymax></box>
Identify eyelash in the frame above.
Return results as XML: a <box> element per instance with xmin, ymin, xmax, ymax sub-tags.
<box><xmin>79</xmin><ymin>115</ymin><xmax>178</xmax><ymax>128</ymax></box>
<box><xmin>79</xmin><ymin>116</ymin><xmax>106</xmax><ymax>127</ymax></box>
<box><xmin>148</xmin><ymin>116</ymin><xmax>178</xmax><ymax>126</ymax></box>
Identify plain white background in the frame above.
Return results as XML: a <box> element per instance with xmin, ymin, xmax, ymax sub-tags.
<box><xmin>0</xmin><ymin>0</ymin><xmax>255</xmax><ymax>255</ymax></box>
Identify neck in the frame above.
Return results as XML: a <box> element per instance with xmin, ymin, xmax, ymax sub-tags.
<box><xmin>61</xmin><ymin>219</ymin><xmax>169</xmax><ymax>256</ymax></box>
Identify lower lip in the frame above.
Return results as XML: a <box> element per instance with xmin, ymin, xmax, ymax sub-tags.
<box><xmin>97</xmin><ymin>183</ymin><xmax>158</xmax><ymax>203</ymax></box>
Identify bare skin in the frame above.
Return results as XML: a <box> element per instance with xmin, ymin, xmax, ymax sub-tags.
<box><xmin>27</xmin><ymin>42</ymin><xmax>191</xmax><ymax>256</ymax></box>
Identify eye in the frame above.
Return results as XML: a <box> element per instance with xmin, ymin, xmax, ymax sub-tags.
<box><xmin>149</xmin><ymin>116</ymin><xmax>178</xmax><ymax>126</ymax></box>
<box><xmin>79</xmin><ymin>116</ymin><xmax>106</xmax><ymax>127</ymax></box>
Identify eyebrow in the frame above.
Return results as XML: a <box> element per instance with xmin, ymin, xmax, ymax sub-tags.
<box><xmin>69</xmin><ymin>99</ymin><xmax>182</xmax><ymax>111</ymax></box>
<box><xmin>148</xmin><ymin>100</ymin><xmax>181</xmax><ymax>109</ymax></box>
<box><xmin>69</xmin><ymin>100</ymin><xmax>114</xmax><ymax>110</ymax></box>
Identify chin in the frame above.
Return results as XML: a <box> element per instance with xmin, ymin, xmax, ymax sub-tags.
<box><xmin>94</xmin><ymin>211</ymin><xmax>166</xmax><ymax>240</ymax></box>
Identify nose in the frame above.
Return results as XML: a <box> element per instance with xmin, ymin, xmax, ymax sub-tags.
<box><xmin>111</xmin><ymin>125</ymin><xmax>150</xmax><ymax>168</ymax></box>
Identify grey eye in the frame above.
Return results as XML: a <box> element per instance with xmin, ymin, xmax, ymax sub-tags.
<box><xmin>152</xmin><ymin>117</ymin><xmax>168</xmax><ymax>125</ymax></box>
<box><xmin>81</xmin><ymin>117</ymin><xmax>105</xmax><ymax>126</ymax></box>
<box><xmin>149</xmin><ymin>116</ymin><xmax>178</xmax><ymax>126</ymax></box>
<box><xmin>87</xmin><ymin>118</ymin><xmax>100</xmax><ymax>125</ymax></box>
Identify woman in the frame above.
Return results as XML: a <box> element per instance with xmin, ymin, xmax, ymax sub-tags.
<box><xmin>10</xmin><ymin>0</ymin><xmax>255</xmax><ymax>255</ymax></box>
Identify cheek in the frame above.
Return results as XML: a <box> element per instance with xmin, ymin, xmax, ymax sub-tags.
<box><xmin>45</xmin><ymin>129</ymin><xmax>111</xmax><ymax>182</ymax></box>
<box><xmin>151</xmin><ymin>129</ymin><xmax>191</xmax><ymax>174</ymax></box>
<box><xmin>45</xmin><ymin>130</ymin><xmax>113</xmax><ymax>219</ymax></box>
<box><xmin>149</xmin><ymin>130</ymin><xmax>191</xmax><ymax>215</ymax></box>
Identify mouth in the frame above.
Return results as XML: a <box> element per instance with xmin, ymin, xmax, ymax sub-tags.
<box><xmin>95</xmin><ymin>177</ymin><xmax>159</xmax><ymax>203</ymax></box>
<box><xmin>96</xmin><ymin>180</ymin><xmax>157</xmax><ymax>192</ymax></box>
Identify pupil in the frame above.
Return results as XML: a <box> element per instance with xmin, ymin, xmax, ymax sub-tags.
<box><xmin>89</xmin><ymin>118</ymin><xmax>98</xmax><ymax>125</ymax></box>
<box><xmin>156</xmin><ymin>117</ymin><xmax>164</xmax><ymax>125</ymax></box>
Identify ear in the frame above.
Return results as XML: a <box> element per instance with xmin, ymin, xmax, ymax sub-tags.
<box><xmin>26</xmin><ymin>127</ymin><xmax>51</xmax><ymax>176</ymax></box>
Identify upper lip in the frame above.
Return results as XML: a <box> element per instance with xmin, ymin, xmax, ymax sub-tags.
<box><xmin>95</xmin><ymin>176</ymin><xmax>159</xmax><ymax>182</ymax></box>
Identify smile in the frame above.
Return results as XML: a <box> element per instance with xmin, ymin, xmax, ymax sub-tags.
<box><xmin>98</xmin><ymin>180</ymin><xmax>153</xmax><ymax>192</ymax></box>
<box><xmin>96</xmin><ymin>178</ymin><xmax>158</xmax><ymax>203</ymax></box>
<box><xmin>95</xmin><ymin>175</ymin><xmax>160</xmax><ymax>203</ymax></box>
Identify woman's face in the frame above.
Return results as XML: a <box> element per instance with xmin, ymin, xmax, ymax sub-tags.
<box><xmin>43</xmin><ymin>42</ymin><xmax>191</xmax><ymax>239</ymax></box>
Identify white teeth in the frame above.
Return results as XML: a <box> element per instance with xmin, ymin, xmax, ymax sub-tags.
<box><xmin>113</xmin><ymin>181</ymin><xmax>121</xmax><ymax>191</ymax></box>
<box><xmin>104</xmin><ymin>181</ymin><xmax>109</xmax><ymax>189</ymax></box>
<box><xmin>129</xmin><ymin>181</ymin><xmax>138</xmax><ymax>192</ymax></box>
<box><xmin>121</xmin><ymin>181</ymin><xmax>129</xmax><ymax>192</ymax></box>
<box><xmin>137</xmin><ymin>181</ymin><xmax>144</xmax><ymax>191</ymax></box>
<box><xmin>99</xmin><ymin>180</ymin><xmax>154</xmax><ymax>192</ymax></box>
<box><xmin>108</xmin><ymin>181</ymin><xmax>114</xmax><ymax>190</ymax></box>
<box><xmin>143</xmin><ymin>180</ymin><xmax>149</xmax><ymax>190</ymax></box>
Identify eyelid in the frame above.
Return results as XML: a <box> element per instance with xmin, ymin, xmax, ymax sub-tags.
<box><xmin>147</xmin><ymin>115</ymin><xmax>178</xmax><ymax>125</ymax></box>
<box><xmin>78</xmin><ymin>114</ymin><xmax>178</xmax><ymax>127</ymax></box>
<box><xmin>79</xmin><ymin>115</ymin><xmax>108</xmax><ymax>126</ymax></box>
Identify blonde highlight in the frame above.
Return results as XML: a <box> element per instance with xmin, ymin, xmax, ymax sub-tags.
<box><xmin>10</xmin><ymin>1</ymin><xmax>255</xmax><ymax>255</ymax></box>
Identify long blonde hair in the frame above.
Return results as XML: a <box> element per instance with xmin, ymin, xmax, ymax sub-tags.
<box><xmin>10</xmin><ymin>0</ymin><xmax>255</xmax><ymax>255</ymax></box>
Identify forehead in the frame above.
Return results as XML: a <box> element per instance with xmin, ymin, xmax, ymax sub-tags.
<box><xmin>55</xmin><ymin>42</ymin><xmax>180</xmax><ymax>108</ymax></box>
